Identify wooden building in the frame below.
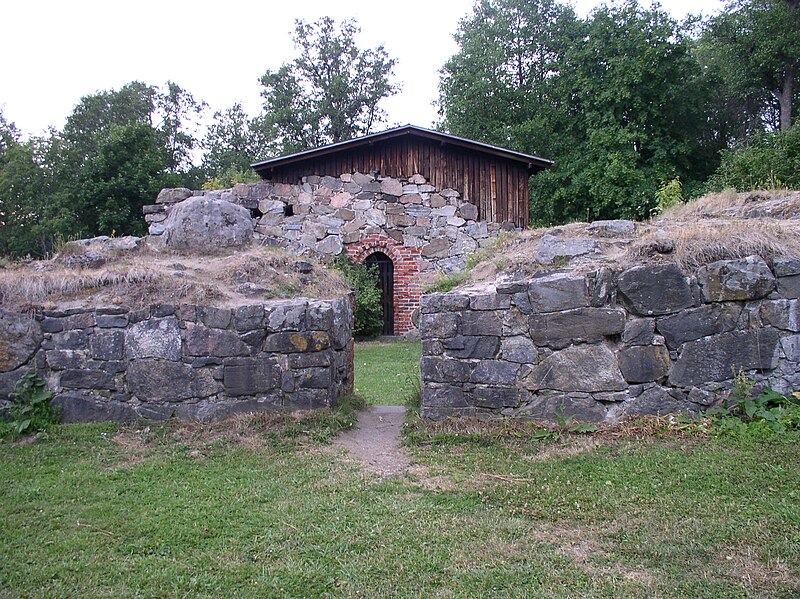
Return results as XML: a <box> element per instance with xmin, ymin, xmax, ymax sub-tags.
<box><xmin>251</xmin><ymin>125</ymin><xmax>551</xmax><ymax>229</ymax></box>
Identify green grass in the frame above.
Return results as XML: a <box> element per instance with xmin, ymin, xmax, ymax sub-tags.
<box><xmin>1</xmin><ymin>417</ymin><xmax>798</xmax><ymax>598</ymax></box>
<box><xmin>354</xmin><ymin>339</ymin><xmax>421</xmax><ymax>406</ymax></box>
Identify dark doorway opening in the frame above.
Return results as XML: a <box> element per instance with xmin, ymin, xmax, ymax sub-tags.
<box><xmin>365</xmin><ymin>252</ymin><xmax>394</xmax><ymax>335</ymax></box>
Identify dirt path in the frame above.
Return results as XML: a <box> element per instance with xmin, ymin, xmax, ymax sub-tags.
<box><xmin>333</xmin><ymin>405</ymin><xmax>411</xmax><ymax>477</ymax></box>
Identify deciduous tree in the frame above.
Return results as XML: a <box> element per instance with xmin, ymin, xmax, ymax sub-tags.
<box><xmin>259</xmin><ymin>17</ymin><xmax>399</xmax><ymax>154</ymax></box>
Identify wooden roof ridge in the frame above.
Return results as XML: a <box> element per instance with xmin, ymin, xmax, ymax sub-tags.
<box><xmin>250</xmin><ymin>124</ymin><xmax>554</xmax><ymax>174</ymax></box>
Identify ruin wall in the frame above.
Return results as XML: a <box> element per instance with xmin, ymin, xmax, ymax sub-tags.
<box><xmin>419</xmin><ymin>257</ymin><xmax>800</xmax><ymax>421</ymax></box>
<box><xmin>0</xmin><ymin>297</ymin><xmax>353</xmax><ymax>423</ymax></box>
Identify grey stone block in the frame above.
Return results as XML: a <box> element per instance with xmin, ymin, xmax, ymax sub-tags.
<box><xmin>529</xmin><ymin>308</ymin><xmax>625</xmax><ymax>348</ymax></box>
<box><xmin>222</xmin><ymin>358</ymin><xmax>280</xmax><ymax>396</ymax></box>
<box><xmin>617</xmin><ymin>345</ymin><xmax>670</xmax><ymax>383</ymax></box>
<box><xmin>234</xmin><ymin>305</ymin><xmax>265</xmax><ymax>331</ymax></box>
<box><xmin>519</xmin><ymin>392</ymin><xmax>607</xmax><ymax>423</ymax></box>
<box><xmin>758</xmin><ymin>300</ymin><xmax>800</xmax><ymax>332</ymax></box>
<box><xmin>697</xmin><ymin>256</ymin><xmax>775</xmax><ymax>302</ymax></box>
<box><xmin>95</xmin><ymin>314</ymin><xmax>129</xmax><ymax>328</ymax></box>
<box><xmin>669</xmin><ymin>328</ymin><xmax>781</xmax><ymax>387</ymax></box>
<box><xmin>526</xmin><ymin>345</ymin><xmax>625</xmax><ymax>393</ymax></box>
<box><xmin>422</xmin><ymin>384</ymin><xmax>469</xmax><ymax>407</ymax></box>
<box><xmin>90</xmin><ymin>331</ymin><xmax>125</xmax><ymax>361</ymax></box>
<box><xmin>420</xmin><ymin>357</ymin><xmax>473</xmax><ymax>383</ymax></box>
<box><xmin>126</xmin><ymin>317</ymin><xmax>182</xmax><ymax>361</ymax></box>
<box><xmin>197</xmin><ymin>306</ymin><xmax>232</xmax><ymax>329</ymax></box>
<box><xmin>442</xmin><ymin>335</ymin><xmax>499</xmax><ymax>359</ymax></box>
<box><xmin>45</xmin><ymin>350</ymin><xmax>86</xmax><ymax>370</ymax></box>
<box><xmin>128</xmin><ymin>359</ymin><xmax>219</xmax><ymax>401</ymax></box>
<box><xmin>59</xmin><ymin>369</ymin><xmax>116</xmax><ymax>391</ymax></box>
<box><xmin>622</xmin><ymin>318</ymin><xmax>655</xmax><ymax>346</ymax></box>
<box><xmin>471</xmin><ymin>386</ymin><xmax>521</xmax><ymax>408</ymax></box>
<box><xmin>420</xmin><ymin>313</ymin><xmax>459</xmax><ymax>339</ymax></box>
<box><xmin>656</xmin><ymin>303</ymin><xmax>743</xmax><ymax>349</ymax></box>
<box><xmin>263</xmin><ymin>331</ymin><xmax>330</xmax><ymax>353</ymax></box>
<box><xmin>470</xmin><ymin>360</ymin><xmax>519</xmax><ymax>385</ymax></box>
<box><xmin>420</xmin><ymin>293</ymin><xmax>470</xmax><ymax>314</ymax></box>
<box><xmin>500</xmin><ymin>336</ymin><xmax>539</xmax><ymax>363</ymax></box>
<box><xmin>183</xmin><ymin>323</ymin><xmax>250</xmax><ymax>357</ymax></box>
<box><xmin>527</xmin><ymin>272</ymin><xmax>588</xmax><ymax>313</ymax></box>
<box><xmin>460</xmin><ymin>311</ymin><xmax>502</xmax><ymax>336</ymax></box>
<box><xmin>617</xmin><ymin>264</ymin><xmax>693</xmax><ymax>316</ymax></box>
<box><xmin>469</xmin><ymin>294</ymin><xmax>511</xmax><ymax>310</ymax></box>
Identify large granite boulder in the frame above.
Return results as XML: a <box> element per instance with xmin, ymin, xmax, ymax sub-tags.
<box><xmin>161</xmin><ymin>197</ymin><xmax>253</xmax><ymax>252</ymax></box>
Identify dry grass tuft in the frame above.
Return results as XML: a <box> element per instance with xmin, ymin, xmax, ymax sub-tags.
<box><xmin>0</xmin><ymin>245</ymin><xmax>348</xmax><ymax>311</ymax></box>
<box><xmin>626</xmin><ymin>219</ymin><xmax>800</xmax><ymax>270</ymax></box>
<box><xmin>718</xmin><ymin>545</ymin><xmax>800</xmax><ymax>594</ymax></box>
<box><xmin>662</xmin><ymin>189</ymin><xmax>800</xmax><ymax>221</ymax></box>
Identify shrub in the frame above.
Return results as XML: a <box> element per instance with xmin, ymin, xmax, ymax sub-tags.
<box><xmin>332</xmin><ymin>256</ymin><xmax>383</xmax><ymax>337</ymax></box>
<box><xmin>201</xmin><ymin>166</ymin><xmax>260</xmax><ymax>191</ymax></box>
<box><xmin>651</xmin><ymin>176</ymin><xmax>683</xmax><ymax>217</ymax></box>
<box><xmin>708</xmin><ymin>125</ymin><xmax>800</xmax><ymax>192</ymax></box>
<box><xmin>706</xmin><ymin>371</ymin><xmax>800</xmax><ymax>436</ymax></box>
<box><xmin>0</xmin><ymin>373</ymin><xmax>59</xmax><ymax>440</ymax></box>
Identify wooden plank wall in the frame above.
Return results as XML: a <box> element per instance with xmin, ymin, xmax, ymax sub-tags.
<box><xmin>266</xmin><ymin>138</ymin><xmax>530</xmax><ymax>228</ymax></box>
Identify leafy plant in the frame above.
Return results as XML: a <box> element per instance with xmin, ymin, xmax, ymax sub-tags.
<box><xmin>706</xmin><ymin>370</ymin><xmax>800</xmax><ymax>435</ymax></box>
<box><xmin>423</xmin><ymin>269</ymin><xmax>469</xmax><ymax>293</ymax></box>
<box><xmin>1</xmin><ymin>373</ymin><xmax>59</xmax><ymax>440</ymax></box>
<box><xmin>331</xmin><ymin>255</ymin><xmax>383</xmax><ymax>338</ymax></box>
<box><xmin>707</xmin><ymin>125</ymin><xmax>800</xmax><ymax>192</ymax></box>
<box><xmin>652</xmin><ymin>177</ymin><xmax>684</xmax><ymax>216</ymax></box>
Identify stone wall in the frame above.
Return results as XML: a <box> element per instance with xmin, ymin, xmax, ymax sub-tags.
<box><xmin>0</xmin><ymin>297</ymin><xmax>353</xmax><ymax>423</ymax></box>
<box><xmin>419</xmin><ymin>256</ymin><xmax>800</xmax><ymax>421</ymax></box>
<box><xmin>144</xmin><ymin>173</ymin><xmax>513</xmax><ymax>334</ymax></box>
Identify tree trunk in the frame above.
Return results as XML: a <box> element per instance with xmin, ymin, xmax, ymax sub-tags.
<box><xmin>779</xmin><ymin>69</ymin><xmax>794</xmax><ymax>132</ymax></box>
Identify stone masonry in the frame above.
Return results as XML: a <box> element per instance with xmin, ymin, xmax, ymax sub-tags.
<box><xmin>420</xmin><ymin>256</ymin><xmax>800</xmax><ymax>421</ymax></box>
<box><xmin>0</xmin><ymin>297</ymin><xmax>353</xmax><ymax>423</ymax></box>
<box><xmin>144</xmin><ymin>173</ymin><xmax>513</xmax><ymax>334</ymax></box>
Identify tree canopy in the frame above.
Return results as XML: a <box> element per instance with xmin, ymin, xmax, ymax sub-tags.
<box><xmin>1</xmin><ymin>6</ymin><xmax>798</xmax><ymax>259</ymax></box>
<box><xmin>259</xmin><ymin>17</ymin><xmax>399</xmax><ymax>154</ymax></box>
<box><xmin>439</xmin><ymin>0</ymin><xmax>797</xmax><ymax>225</ymax></box>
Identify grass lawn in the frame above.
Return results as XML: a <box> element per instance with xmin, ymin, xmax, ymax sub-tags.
<box><xmin>353</xmin><ymin>339</ymin><xmax>421</xmax><ymax>406</ymax></box>
<box><xmin>1</xmin><ymin>411</ymin><xmax>798</xmax><ymax>598</ymax></box>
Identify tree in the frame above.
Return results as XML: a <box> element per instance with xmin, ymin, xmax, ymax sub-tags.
<box><xmin>73</xmin><ymin>123</ymin><xmax>173</xmax><ymax>237</ymax></box>
<box><xmin>259</xmin><ymin>17</ymin><xmax>399</xmax><ymax>154</ymax></box>
<box><xmin>157</xmin><ymin>81</ymin><xmax>206</xmax><ymax>174</ymax></box>
<box><xmin>0</xmin><ymin>108</ymin><xmax>21</xmax><ymax>158</ymax></box>
<box><xmin>702</xmin><ymin>0</ymin><xmax>800</xmax><ymax>134</ymax></box>
<box><xmin>438</xmin><ymin>0</ymin><xmax>579</xmax><ymax>153</ymax></box>
<box><xmin>439</xmin><ymin>0</ymin><xmax>715</xmax><ymax>224</ymax></box>
<box><xmin>202</xmin><ymin>102</ymin><xmax>272</xmax><ymax>177</ymax></box>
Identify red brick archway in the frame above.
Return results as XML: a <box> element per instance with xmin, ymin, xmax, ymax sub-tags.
<box><xmin>347</xmin><ymin>234</ymin><xmax>421</xmax><ymax>335</ymax></box>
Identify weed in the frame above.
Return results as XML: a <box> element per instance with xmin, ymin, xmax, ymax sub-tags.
<box><xmin>0</xmin><ymin>373</ymin><xmax>59</xmax><ymax>440</ymax></box>
<box><xmin>424</xmin><ymin>269</ymin><xmax>469</xmax><ymax>293</ymax></box>
<box><xmin>705</xmin><ymin>372</ymin><xmax>800</xmax><ymax>435</ymax></box>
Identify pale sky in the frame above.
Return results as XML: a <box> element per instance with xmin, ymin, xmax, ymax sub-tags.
<box><xmin>1</xmin><ymin>0</ymin><xmax>726</xmax><ymax>140</ymax></box>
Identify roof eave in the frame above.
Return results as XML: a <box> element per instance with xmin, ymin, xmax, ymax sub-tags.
<box><xmin>250</xmin><ymin>124</ymin><xmax>554</xmax><ymax>174</ymax></box>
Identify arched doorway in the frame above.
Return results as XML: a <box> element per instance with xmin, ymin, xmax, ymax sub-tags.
<box><xmin>365</xmin><ymin>251</ymin><xmax>394</xmax><ymax>335</ymax></box>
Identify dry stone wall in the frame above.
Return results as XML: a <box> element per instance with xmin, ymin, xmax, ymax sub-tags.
<box><xmin>0</xmin><ymin>297</ymin><xmax>353</xmax><ymax>423</ymax></box>
<box><xmin>420</xmin><ymin>256</ymin><xmax>800</xmax><ymax>421</ymax></box>
<box><xmin>144</xmin><ymin>173</ymin><xmax>513</xmax><ymax>334</ymax></box>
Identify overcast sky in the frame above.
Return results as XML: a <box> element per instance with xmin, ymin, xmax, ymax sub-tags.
<box><xmin>1</xmin><ymin>0</ymin><xmax>726</xmax><ymax>139</ymax></box>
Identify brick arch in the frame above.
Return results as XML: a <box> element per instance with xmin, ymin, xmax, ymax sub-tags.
<box><xmin>346</xmin><ymin>234</ymin><xmax>422</xmax><ymax>335</ymax></box>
